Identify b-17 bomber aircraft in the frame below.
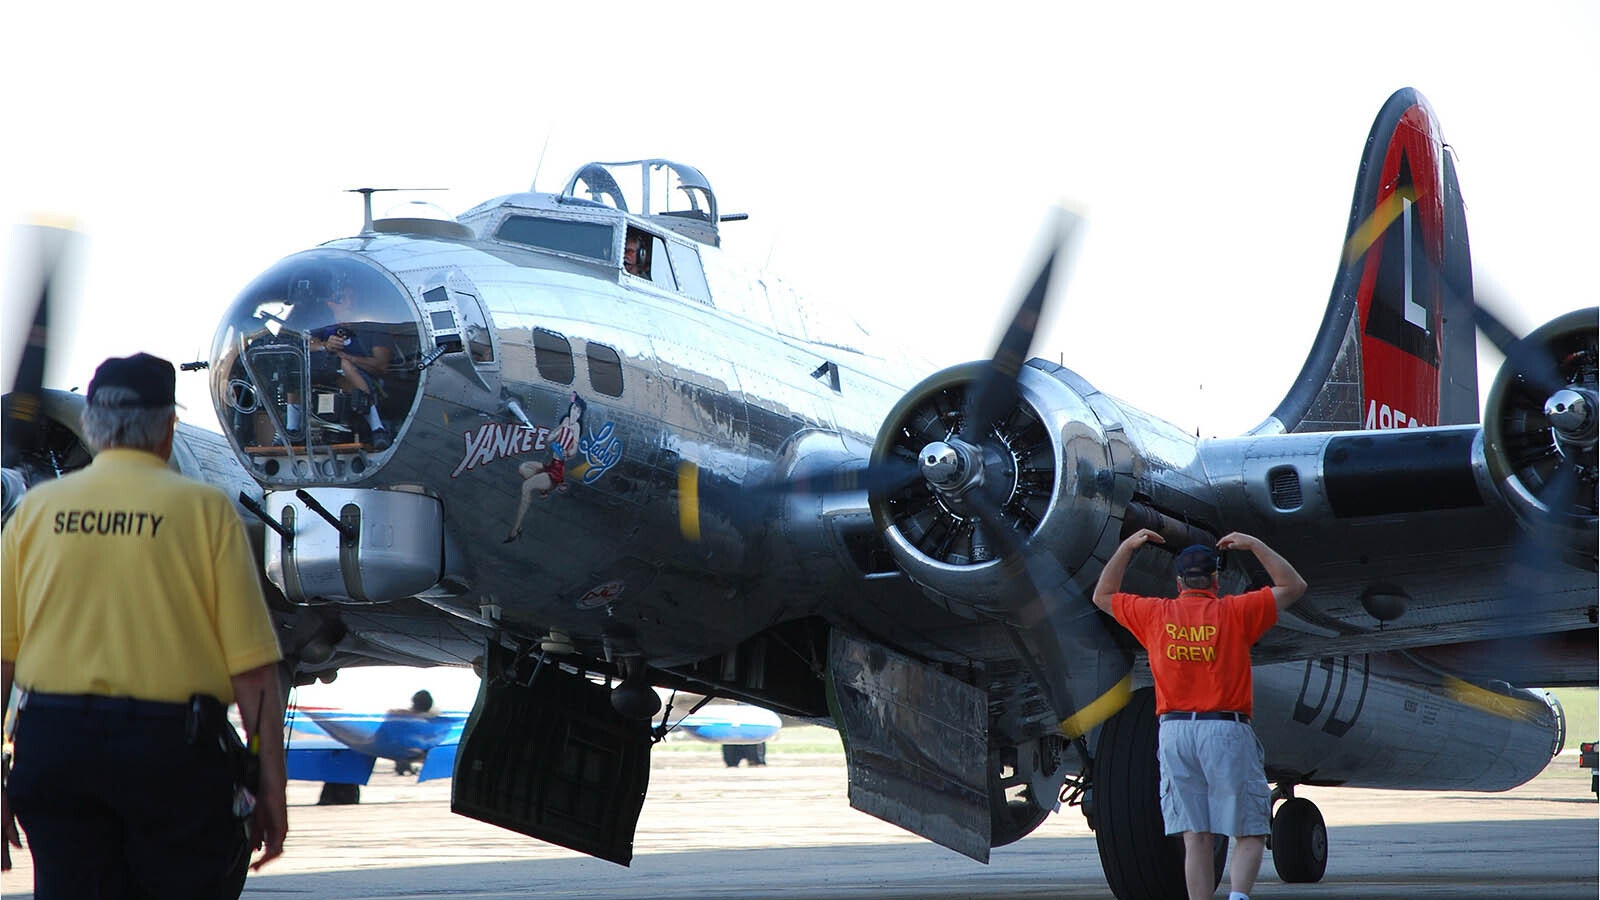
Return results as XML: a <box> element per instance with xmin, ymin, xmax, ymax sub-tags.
<box><xmin>3</xmin><ymin>88</ymin><xmax>1594</xmax><ymax>900</ymax></box>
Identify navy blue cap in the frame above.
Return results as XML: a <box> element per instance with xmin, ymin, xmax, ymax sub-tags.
<box><xmin>87</xmin><ymin>353</ymin><xmax>176</xmax><ymax>408</ymax></box>
<box><xmin>1174</xmin><ymin>544</ymin><xmax>1220</xmax><ymax>577</ymax></box>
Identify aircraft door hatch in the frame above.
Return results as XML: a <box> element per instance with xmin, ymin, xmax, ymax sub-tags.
<box><xmin>453</xmin><ymin>641</ymin><xmax>652</xmax><ymax>865</ymax></box>
<box><xmin>828</xmin><ymin>631</ymin><xmax>991</xmax><ymax>862</ymax></box>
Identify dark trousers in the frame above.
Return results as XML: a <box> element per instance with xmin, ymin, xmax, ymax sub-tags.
<box><xmin>8</xmin><ymin>701</ymin><xmax>246</xmax><ymax>899</ymax></box>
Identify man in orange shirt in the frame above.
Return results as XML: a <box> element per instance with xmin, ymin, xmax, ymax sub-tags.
<box><xmin>1092</xmin><ymin>529</ymin><xmax>1306</xmax><ymax>900</ymax></box>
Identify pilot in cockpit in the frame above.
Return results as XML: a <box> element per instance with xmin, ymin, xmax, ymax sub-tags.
<box><xmin>623</xmin><ymin>229</ymin><xmax>649</xmax><ymax>278</ymax></box>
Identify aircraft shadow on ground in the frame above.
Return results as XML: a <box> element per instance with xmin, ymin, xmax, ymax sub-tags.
<box><xmin>226</xmin><ymin>820</ymin><xmax>1598</xmax><ymax>900</ymax></box>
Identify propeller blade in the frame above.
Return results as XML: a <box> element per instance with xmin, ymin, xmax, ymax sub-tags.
<box><xmin>959</xmin><ymin>208</ymin><xmax>1082</xmax><ymax>445</ymax></box>
<box><xmin>961</xmin><ymin>476</ymin><xmax>1132</xmax><ymax>735</ymax></box>
<box><xmin>1474</xmin><ymin>299</ymin><xmax>1568</xmax><ymax>399</ymax></box>
<box><xmin>677</xmin><ymin>456</ymin><xmax>924</xmax><ymax>542</ymax></box>
<box><xmin>752</xmin><ymin>456</ymin><xmax>923</xmax><ymax>499</ymax></box>
<box><xmin>3</xmin><ymin>226</ymin><xmax>69</xmax><ymax>470</ymax></box>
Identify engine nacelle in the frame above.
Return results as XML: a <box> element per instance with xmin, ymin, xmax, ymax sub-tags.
<box><xmin>867</xmin><ymin>361</ymin><xmax>1133</xmax><ymax>613</ymax></box>
<box><xmin>1482</xmin><ymin>308</ymin><xmax>1598</xmax><ymax>569</ymax></box>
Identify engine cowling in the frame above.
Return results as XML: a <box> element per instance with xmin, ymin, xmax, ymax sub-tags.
<box><xmin>1482</xmin><ymin>308</ymin><xmax>1599</xmax><ymax>569</ymax></box>
<box><xmin>867</xmin><ymin>361</ymin><xmax>1127</xmax><ymax>612</ymax></box>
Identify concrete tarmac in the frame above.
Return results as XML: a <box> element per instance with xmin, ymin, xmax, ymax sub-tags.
<box><xmin>3</xmin><ymin>742</ymin><xmax>1595</xmax><ymax>899</ymax></box>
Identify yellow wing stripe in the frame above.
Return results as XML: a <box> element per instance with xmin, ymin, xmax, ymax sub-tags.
<box><xmin>1057</xmin><ymin>673</ymin><xmax>1133</xmax><ymax>739</ymax></box>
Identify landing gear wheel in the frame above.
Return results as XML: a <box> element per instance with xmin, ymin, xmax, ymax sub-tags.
<box><xmin>318</xmin><ymin>782</ymin><xmax>361</xmax><ymax>805</ymax></box>
<box><xmin>1271</xmin><ymin>796</ymin><xmax>1328</xmax><ymax>882</ymax></box>
<box><xmin>987</xmin><ymin>746</ymin><xmax>1055</xmax><ymax>848</ymax></box>
<box><xmin>1093</xmin><ymin>687</ymin><xmax>1226</xmax><ymax>900</ymax></box>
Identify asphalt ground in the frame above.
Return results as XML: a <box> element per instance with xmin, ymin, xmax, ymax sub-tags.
<box><xmin>3</xmin><ymin>739</ymin><xmax>1595</xmax><ymax>899</ymax></box>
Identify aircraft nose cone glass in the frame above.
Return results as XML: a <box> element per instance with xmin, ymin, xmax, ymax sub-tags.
<box><xmin>209</xmin><ymin>250</ymin><xmax>421</xmax><ymax>483</ymax></box>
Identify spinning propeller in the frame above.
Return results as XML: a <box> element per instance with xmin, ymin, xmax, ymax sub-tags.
<box><xmin>2</xmin><ymin>225</ymin><xmax>89</xmax><ymax>522</ymax></box>
<box><xmin>1476</xmin><ymin>302</ymin><xmax>1598</xmax><ymax>568</ymax></box>
<box><xmin>872</xmin><ymin>208</ymin><xmax>1135</xmax><ymax>736</ymax></box>
<box><xmin>681</xmin><ymin>208</ymin><xmax>1136</xmax><ymax>737</ymax></box>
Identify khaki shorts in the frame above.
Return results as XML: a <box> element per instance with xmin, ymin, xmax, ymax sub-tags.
<box><xmin>1157</xmin><ymin>718</ymin><xmax>1271</xmax><ymax>837</ymax></box>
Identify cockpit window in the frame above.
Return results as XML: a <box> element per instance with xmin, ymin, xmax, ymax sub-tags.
<box><xmin>496</xmin><ymin>215</ymin><xmax>614</xmax><ymax>262</ymax></box>
<box><xmin>623</xmin><ymin>227</ymin><xmax>676</xmax><ymax>290</ymax></box>
<box><xmin>210</xmin><ymin>250</ymin><xmax>420</xmax><ymax>482</ymax></box>
<box><xmin>665</xmin><ymin>242</ymin><xmax>710</xmax><ymax>303</ymax></box>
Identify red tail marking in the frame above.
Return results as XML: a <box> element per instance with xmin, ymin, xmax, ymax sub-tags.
<box><xmin>1349</xmin><ymin>103</ymin><xmax>1447</xmax><ymax>428</ymax></box>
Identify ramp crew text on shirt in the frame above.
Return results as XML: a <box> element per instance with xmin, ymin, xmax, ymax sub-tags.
<box><xmin>54</xmin><ymin>510</ymin><xmax>165</xmax><ymax>537</ymax></box>
<box><xmin>1163</xmin><ymin>622</ymin><xmax>1218</xmax><ymax>662</ymax></box>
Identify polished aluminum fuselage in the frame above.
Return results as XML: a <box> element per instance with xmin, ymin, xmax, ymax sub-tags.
<box><xmin>207</xmin><ymin>187</ymin><xmax>1582</xmax><ymax>797</ymax></box>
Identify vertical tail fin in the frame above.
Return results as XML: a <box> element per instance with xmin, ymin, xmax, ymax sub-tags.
<box><xmin>1259</xmin><ymin>88</ymin><xmax>1478</xmax><ymax>435</ymax></box>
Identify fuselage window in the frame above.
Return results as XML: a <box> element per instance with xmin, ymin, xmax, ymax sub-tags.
<box><xmin>665</xmin><ymin>242</ymin><xmax>711</xmax><ymax>304</ymax></box>
<box><xmin>498</xmin><ymin>215</ymin><xmax>615</xmax><ymax>262</ymax></box>
<box><xmin>587</xmin><ymin>342</ymin><xmax>624</xmax><ymax>397</ymax></box>
<box><xmin>532</xmin><ymin>328</ymin><xmax>575</xmax><ymax>384</ymax></box>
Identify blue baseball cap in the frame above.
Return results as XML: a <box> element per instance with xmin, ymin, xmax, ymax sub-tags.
<box><xmin>1174</xmin><ymin>544</ymin><xmax>1220</xmax><ymax>577</ymax></box>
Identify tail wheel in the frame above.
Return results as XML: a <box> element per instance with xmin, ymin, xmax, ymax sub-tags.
<box><xmin>1093</xmin><ymin>687</ymin><xmax>1226</xmax><ymax>900</ymax></box>
<box><xmin>1270</xmin><ymin>796</ymin><xmax>1328</xmax><ymax>883</ymax></box>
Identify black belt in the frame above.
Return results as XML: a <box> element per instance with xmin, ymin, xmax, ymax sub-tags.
<box><xmin>1161</xmin><ymin>711</ymin><xmax>1250</xmax><ymax>724</ymax></box>
<box><xmin>22</xmin><ymin>692</ymin><xmax>189</xmax><ymax>719</ymax></box>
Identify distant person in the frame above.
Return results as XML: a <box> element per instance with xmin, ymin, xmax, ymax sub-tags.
<box><xmin>393</xmin><ymin>690</ymin><xmax>438</xmax><ymax>776</ymax></box>
<box><xmin>390</xmin><ymin>689</ymin><xmax>437</xmax><ymax>718</ymax></box>
<box><xmin>1092</xmin><ymin>529</ymin><xmax>1306</xmax><ymax>900</ymax></box>
<box><xmin>1</xmin><ymin>353</ymin><xmax>288</xmax><ymax>895</ymax></box>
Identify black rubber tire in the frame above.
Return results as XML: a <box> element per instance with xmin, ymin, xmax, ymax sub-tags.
<box><xmin>1270</xmin><ymin>796</ymin><xmax>1328</xmax><ymax>883</ymax></box>
<box><xmin>1093</xmin><ymin>687</ymin><xmax>1226</xmax><ymax>900</ymax></box>
<box><xmin>317</xmin><ymin>782</ymin><xmax>361</xmax><ymax>805</ymax></box>
<box><xmin>722</xmin><ymin>745</ymin><xmax>742</xmax><ymax>767</ymax></box>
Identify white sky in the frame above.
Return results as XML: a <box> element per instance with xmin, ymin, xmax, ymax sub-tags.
<box><xmin>291</xmin><ymin>663</ymin><xmax>481</xmax><ymax>713</ymax></box>
<box><xmin>3</xmin><ymin>2</ymin><xmax>1597</xmax><ymax>437</ymax></box>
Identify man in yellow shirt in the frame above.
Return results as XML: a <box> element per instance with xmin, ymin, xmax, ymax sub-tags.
<box><xmin>2</xmin><ymin>353</ymin><xmax>288</xmax><ymax>896</ymax></box>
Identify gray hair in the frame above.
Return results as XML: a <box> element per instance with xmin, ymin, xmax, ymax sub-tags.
<box><xmin>1180</xmin><ymin>573</ymin><xmax>1216</xmax><ymax>591</ymax></box>
<box><xmin>80</xmin><ymin>386</ymin><xmax>176</xmax><ymax>453</ymax></box>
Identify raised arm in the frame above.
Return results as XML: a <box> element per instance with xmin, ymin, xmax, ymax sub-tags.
<box><xmin>1091</xmin><ymin>528</ymin><xmax>1165</xmax><ymax>614</ymax></box>
<box><xmin>1216</xmin><ymin>531</ymin><xmax>1307</xmax><ymax>610</ymax></box>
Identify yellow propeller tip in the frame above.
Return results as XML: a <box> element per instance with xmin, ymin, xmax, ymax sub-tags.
<box><xmin>1058</xmin><ymin>673</ymin><xmax>1134</xmax><ymax>739</ymax></box>
<box><xmin>677</xmin><ymin>461</ymin><xmax>701</xmax><ymax>542</ymax></box>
